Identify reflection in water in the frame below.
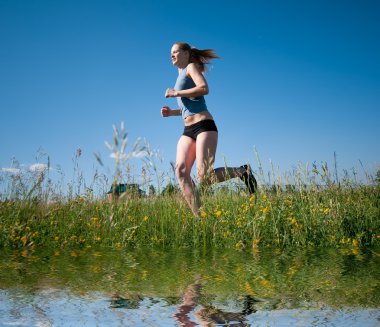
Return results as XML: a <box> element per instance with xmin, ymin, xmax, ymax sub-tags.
<box><xmin>174</xmin><ymin>276</ymin><xmax>250</xmax><ymax>326</ymax></box>
<box><xmin>0</xmin><ymin>247</ymin><xmax>379</xmax><ymax>326</ymax></box>
<box><xmin>109</xmin><ymin>293</ymin><xmax>143</xmax><ymax>309</ymax></box>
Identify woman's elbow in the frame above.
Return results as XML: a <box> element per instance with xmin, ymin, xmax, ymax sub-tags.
<box><xmin>202</xmin><ymin>86</ymin><xmax>209</xmax><ymax>95</ymax></box>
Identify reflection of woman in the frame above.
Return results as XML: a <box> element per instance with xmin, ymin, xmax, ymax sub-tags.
<box><xmin>173</xmin><ymin>278</ymin><xmax>201</xmax><ymax>327</ymax></box>
<box><xmin>173</xmin><ymin>277</ymin><xmax>250</xmax><ymax>327</ymax></box>
<box><xmin>161</xmin><ymin>42</ymin><xmax>257</xmax><ymax>217</ymax></box>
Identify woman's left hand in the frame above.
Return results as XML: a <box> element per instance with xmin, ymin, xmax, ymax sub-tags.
<box><xmin>165</xmin><ymin>88</ymin><xmax>178</xmax><ymax>98</ymax></box>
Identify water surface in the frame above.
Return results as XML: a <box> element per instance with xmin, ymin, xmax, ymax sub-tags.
<box><xmin>0</xmin><ymin>247</ymin><xmax>379</xmax><ymax>326</ymax></box>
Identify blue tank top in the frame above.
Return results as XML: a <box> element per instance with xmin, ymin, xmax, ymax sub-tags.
<box><xmin>174</xmin><ymin>66</ymin><xmax>208</xmax><ymax>119</ymax></box>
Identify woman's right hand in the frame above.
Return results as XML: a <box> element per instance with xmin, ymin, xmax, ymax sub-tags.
<box><xmin>161</xmin><ymin>106</ymin><xmax>171</xmax><ymax>117</ymax></box>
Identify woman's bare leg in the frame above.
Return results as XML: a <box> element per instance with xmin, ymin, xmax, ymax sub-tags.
<box><xmin>196</xmin><ymin>131</ymin><xmax>245</xmax><ymax>183</ymax></box>
<box><xmin>214</xmin><ymin>165</ymin><xmax>257</xmax><ymax>194</ymax></box>
<box><xmin>214</xmin><ymin>167</ymin><xmax>244</xmax><ymax>182</ymax></box>
<box><xmin>195</xmin><ymin>131</ymin><xmax>257</xmax><ymax>193</ymax></box>
<box><xmin>195</xmin><ymin>131</ymin><xmax>218</xmax><ymax>184</ymax></box>
<box><xmin>176</xmin><ymin>136</ymin><xmax>200</xmax><ymax>217</ymax></box>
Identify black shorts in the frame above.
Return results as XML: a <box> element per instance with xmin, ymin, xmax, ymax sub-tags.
<box><xmin>183</xmin><ymin>119</ymin><xmax>218</xmax><ymax>140</ymax></box>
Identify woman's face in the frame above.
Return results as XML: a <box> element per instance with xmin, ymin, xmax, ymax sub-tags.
<box><xmin>171</xmin><ymin>44</ymin><xmax>190</xmax><ymax>68</ymax></box>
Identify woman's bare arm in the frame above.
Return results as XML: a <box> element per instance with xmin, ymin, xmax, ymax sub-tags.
<box><xmin>161</xmin><ymin>106</ymin><xmax>181</xmax><ymax>117</ymax></box>
<box><xmin>165</xmin><ymin>63</ymin><xmax>209</xmax><ymax>98</ymax></box>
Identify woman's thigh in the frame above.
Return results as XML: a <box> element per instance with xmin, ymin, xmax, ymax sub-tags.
<box><xmin>176</xmin><ymin>135</ymin><xmax>197</xmax><ymax>175</ymax></box>
<box><xmin>195</xmin><ymin>131</ymin><xmax>218</xmax><ymax>180</ymax></box>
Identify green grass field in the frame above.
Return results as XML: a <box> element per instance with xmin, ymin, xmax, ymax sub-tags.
<box><xmin>1</xmin><ymin>178</ymin><xmax>379</xmax><ymax>251</ymax></box>
<box><xmin>1</xmin><ymin>125</ymin><xmax>379</xmax><ymax>251</ymax></box>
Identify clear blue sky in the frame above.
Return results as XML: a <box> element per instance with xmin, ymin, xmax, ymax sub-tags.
<box><xmin>1</xmin><ymin>0</ymin><xmax>379</xmax><ymax>193</ymax></box>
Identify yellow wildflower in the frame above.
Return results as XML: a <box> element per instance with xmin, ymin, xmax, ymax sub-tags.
<box><xmin>352</xmin><ymin>248</ymin><xmax>360</xmax><ymax>255</ymax></box>
<box><xmin>215</xmin><ymin>210</ymin><xmax>222</xmax><ymax>217</ymax></box>
<box><xmin>235</xmin><ymin>240</ymin><xmax>245</xmax><ymax>250</ymax></box>
<box><xmin>340</xmin><ymin>237</ymin><xmax>351</xmax><ymax>244</ymax></box>
<box><xmin>262</xmin><ymin>207</ymin><xmax>269</xmax><ymax>214</ymax></box>
<box><xmin>21</xmin><ymin>235</ymin><xmax>27</xmax><ymax>245</ymax></box>
<box><xmin>352</xmin><ymin>239</ymin><xmax>359</xmax><ymax>247</ymax></box>
<box><xmin>143</xmin><ymin>215</ymin><xmax>149</xmax><ymax>222</ymax></box>
<box><xmin>287</xmin><ymin>265</ymin><xmax>298</xmax><ymax>277</ymax></box>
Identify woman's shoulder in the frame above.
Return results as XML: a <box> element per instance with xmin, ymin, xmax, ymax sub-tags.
<box><xmin>186</xmin><ymin>63</ymin><xmax>202</xmax><ymax>76</ymax></box>
<box><xmin>186</xmin><ymin>62</ymin><xmax>200</xmax><ymax>71</ymax></box>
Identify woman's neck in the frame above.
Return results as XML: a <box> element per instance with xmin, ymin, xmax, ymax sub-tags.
<box><xmin>177</xmin><ymin>62</ymin><xmax>189</xmax><ymax>73</ymax></box>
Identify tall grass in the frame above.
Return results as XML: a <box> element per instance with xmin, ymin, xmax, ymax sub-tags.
<box><xmin>0</xmin><ymin>125</ymin><xmax>379</xmax><ymax>251</ymax></box>
<box><xmin>0</xmin><ymin>183</ymin><xmax>379</xmax><ymax>251</ymax></box>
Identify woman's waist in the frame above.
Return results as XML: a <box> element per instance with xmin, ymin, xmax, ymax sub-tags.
<box><xmin>183</xmin><ymin>111</ymin><xmax>214</xmax><ymax>126</ymax></box>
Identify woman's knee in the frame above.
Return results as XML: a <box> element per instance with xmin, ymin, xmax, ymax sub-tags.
<box><xmin>176</xmin><ymin>162</ymin><xmax>190</xmax><ymax>180</ymax></box>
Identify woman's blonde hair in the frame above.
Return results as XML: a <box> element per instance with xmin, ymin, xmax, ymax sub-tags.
<box><xmin>175</xmin><ymin>42</ymin><xmax>220</xmax><ymax>72</ymax></box>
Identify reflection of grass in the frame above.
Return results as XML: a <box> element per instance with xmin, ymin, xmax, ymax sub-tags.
<box><xmin>0</xmin><ymin>247</ymin><xmax>379</xmax><ymax>309</ymax></box>
<box><xmin>0</xmin><ymin>182</ymin><xmax>379</xmax><ymax>250</ymax></box>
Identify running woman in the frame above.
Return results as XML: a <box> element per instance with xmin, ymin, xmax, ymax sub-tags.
<box><xmin>161</xmin><ymin>42</ymin><xmax>257</xmax><ymax>217</ymax></box>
